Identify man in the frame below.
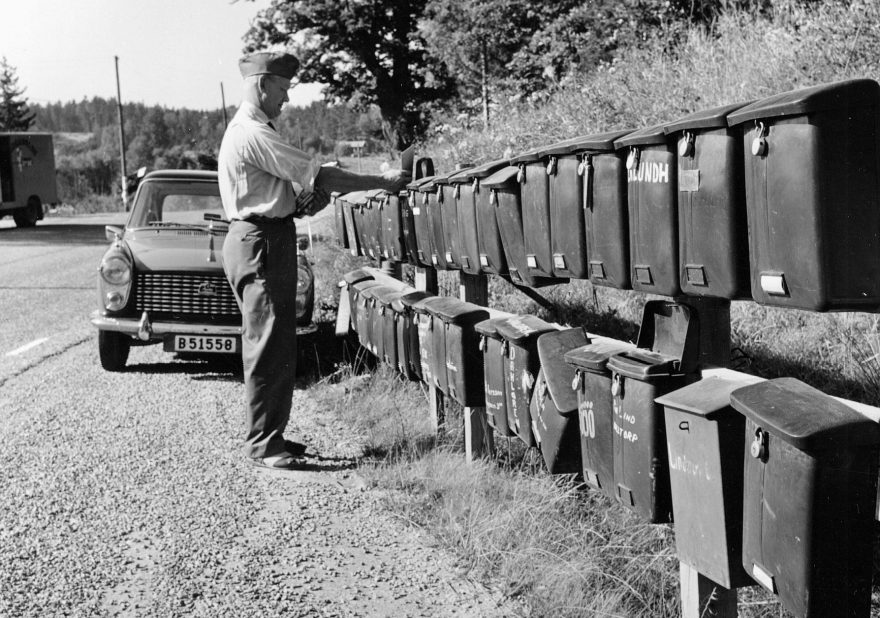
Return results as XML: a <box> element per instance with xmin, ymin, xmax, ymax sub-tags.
<box><xmin>219</xmin><ymin>51</ymin><xmax>409</xmax><ymax>470</ymax></box>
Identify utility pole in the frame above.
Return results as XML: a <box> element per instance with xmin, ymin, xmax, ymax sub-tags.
<box><xmin>220</xmin><ymin>82</ymin><xmax>228</xmax><ymax>129</ymax></box>
<box><xmin>114</xmin><ymin>56</ymin><xmax>128</xmax><ymax>210</ymax></box>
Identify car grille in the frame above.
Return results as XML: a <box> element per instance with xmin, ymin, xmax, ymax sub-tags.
<box><xmin>135</xmin><ymin>273</ymin><xmax>240</xmax><ymax>317</ymax></box>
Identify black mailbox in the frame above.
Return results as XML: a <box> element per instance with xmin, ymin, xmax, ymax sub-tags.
<box><xmin>730</xmin><ymin>378</ymin><xmax>880</xmax><ymax>618</ymax></box>
<box><xmin>400</xmin><ymin>189</ymin><xmax>420</xmax><ymax>266</ymax></box>
<box><xmin>350</xmin><ymin>279</ymin><xmax>383</xmax><ymax>350</ymax></box>
<box><xmin>495</xmin><ymin>315</ymin><xmax>558</xmax><ymax>447</ymax></box>
<box><xmin>531</xmin><ymin>328</ymin><xmax>590</xmax><ymax>474</ymax></box>
<box><xmin>655</xmin><ymin>373</ymin><xmax>762</xmax><ymax>590</ymax></box>
<box><xmin>332</xmin><ymin>192</ymin><xmax>347</xmax><ymax>249</ymax></box>
<box><xmin>407</xmin><ymin>176</ymin><xmax>437</xmax><ymax>268</ymax></box>
<box><xmin>453</xmin><ymin>160</ymin><xmax>508</xmax><ymax>276</ymax></box>
<box><xmin>539</xmin><ymin>136</ymin><xmax>592</xmax><ymax>279</ymax></box>
<box><xmin>390</xmin><ymin>292</ymin><xmax>418</xmax><ymax>379</ymax></box>
<box><xmin>482</xmin><ymin>166</ymin><xmax>562</xmax><ymax>288</ymax></box>
<box><xmin>475</xmin><ymin>317</ymin><xmax>514</xmax><ymax>437</ymax></box>
<box><xmin>604</xmin><ymin>300</ymin><xmax>699</xmax><ymax>523</ymax></box>
<box><xmin>565</xmin><ymin>337</ymin><xmax>636</xmax><ymax>497</ymax></box>
<box><xmin>437</xmin><ymin>169</ymin><xmax>469</xmax><ymax>270</ymax></box>
<box><xmin>342</xmin><ymin>268</ymin><xmax>374</xmax><ymax>334</ymax></box>
<box><xmin>365</xmin><ymin>189</ymin><xmax>387</xmax><ymax>262</ymax></box>
<box><xmin>400</xmin><ymin>291</ymin><xmax>434</xmax><ymax>383</ymax></box>
<box><xmin>362</xmin><ymin>284</ymin><xmax>400</xmax><ymax>360</ymax></box>
<box><xmin>377</xmin><ymin>190</ymin><xmax>406</xmax><ymax>263</ymax></box>
<box><xmin>428</xmin><ymin>297</ymin><xmax>489</xmax><ymax>406</ymax></box>
<box><xmin>664</xmin><ymin>102</ymin><xmax>752</xmax><ymax>299</ymax></box>
<box><xmin>473</xmin><ymin>162</ymin><xmax>510</xmax><ymax>277</ymax></box>
<box><xmin>347</xmin><ymin>191</ymin><xmax>370</xmax><ymax>258</ymax></box>
<box><xmin>615</xmin><ymin>125</ymin><xmax>680</xmax><ymax>296</ymax></box>
<box><xmin>419</xmin><ymin>296</ymin><xmax>453</xmax><ymax>393</ymax></box>
<box><xmin>371</xmin><ymin>286</ymin><xmax>405</xmax><ymax>369</ymax></box>
<box><xmin>727</xmin><ymin>79</ymin><xmax>880</xmax><ymax>311</ymax></box>
<box><xmin>421</xmin><ymin>174</ymin><xmax>454</xmax><ymax>270</ymax></box>
<box><xmin>406</xmin><ymin>294</ymin><xmax>443</xmax><ymax>388</ymax></box>
<box><xmin>566</xmin><ymin>130</ymin><xmax>633</xmax><ymax>289</ymax></box>
<box><xmin>510</xmin><ymin>146</ymin><xmax>553</xmax><ymax>278</ymax></box>
<box><xmin>339</xmin><ymin>192</ymin><xmax>363</xmax><ymax>256</ymax></box>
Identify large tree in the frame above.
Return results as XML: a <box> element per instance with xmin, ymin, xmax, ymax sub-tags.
<box><xmin>243</xmin><ymin>0</ymin><xmax>455</xmax><ymax>150</ymax></box>
<box><xmin>0</xmin><ymin>57</ymin><xmax>36</xmax><ymax>131</ymax></box>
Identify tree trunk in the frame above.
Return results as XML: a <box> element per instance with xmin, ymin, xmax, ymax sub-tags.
<box><xmin>481</xmin><ymin>41</ymin><xmax>490</xmax><ymax>131</ymax></box>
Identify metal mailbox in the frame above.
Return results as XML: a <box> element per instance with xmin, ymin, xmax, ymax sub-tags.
<box><xmin>348</xmin><ymin>191</ymin><xmax>371</xmax><ymax>258</ymax></box>
<box><xmin>332</xmin><ymin>192</ymin><xmax>348</xmax><ymax>249</ymax></box>
<box><xmin>495</xmin><ymin>315</ymin><xmax>557</xmax><ymax>447</ymax></box>
<box><xmin>531</xmin><ymin>328</ymin><xmax>590</xmax><ymax>474</ymax></box>
<box><xmin>615</xmin><ymin>125</ymin><xmax>680</xmax><ymax>296</ymax></box>
<box><xmin>450</xmin><ymin>160</ymin><xmax>507</xmax><ymax>275</ymax></box>
<box><xmin>540</xmin><ymin>136</ymin><xmax>590</xmax><ymax>278</ymax></box>
<box><xmin>730</xmin><ymin>378</ymin><xmax>880</xmax><ymax>618</ymax></box>
<box><xmin>655</xmin><ymin>373</ymin><xmax>762</xmax><ymax>589</ymax></box>
<box><xmin>510</xmin><ymin>146</ymin><xmax>553</xmax><ymax>278</ymax></box>
<box><xmin>472</xmin><ymin>161</ymin><xmax>511</xmax><ymax>276</ymax></box>
<box><xmin>400</xmin><ymin>188</ymin><xmax>420</xmax><ymax>265</ymax></box>
<box><xmin>475</xmin><ymin>317</ymin><xmax>514</xmax><ymax>437</ymax></box>
<box><xmin>370</xmin><ymin>286</ymin><xmax>405</xmax><ymax>369</ymax></box>
<box><xmin>395</xmin><ymin>291</ymin><xmax>431</xmax><ymax>380</ymax></box>
<box><xmin>378</xmin><ymin>190</ymin><xmax>406</xmax><ymax>262</ymax></box>
<box><xmin>664</xmin><ymin>102</ymin><xmax>751</xmax><ymax>299</ymax></box>
<box><xmin>565</xmin><ymin>338</ymin><xmax>636</xmax><ymax>497</ymax></box>
<box><xmin>428</xmin><ymin>297</ymin><xmax>489</xmax><ymax>406</ymax></box>
<box><xmin>365</xmin><ymin>189</ymin><xmax>387</xmax><ymax>262</ymax></box>
<box><xmin>340</xmin><ymin>192</ymin><xmax>364</xmax><ymax>256</ymax></box>
<box><xmin>421</xmin><ymin>174</ymin><xmax>454</xmax><ymax>270</ymax></box>
<box><xmin>604</xmin><ymin>300</ymin><xmax>699</xmax><ymax>523</ymax></box>
<box><xmin>406</xmin><ymin>176</ymin><xmax>436</xmax><ymax>268</ymax></box>
<box><xmin>350</xmin><ymin>279</ymin><xmax>383</xmax><ymax>350</ymax></box>
<box><xmin>361</xmin><ymin>283</ymin><xmax>398</xmax><ymax>360</ymax></box>
<box><xmin>437</xmin><ymin>170</ymin><xmax>467</xmax><ymax>269</ymax></box>
<box><xmin>482</xmin><ymin>166</ymin><xmax>562</xmax><ymax>288</ymax></box>
<box><xmin>342</xmin><ymin>268</ymin><xmax>374</xmax><ymax>333</ymax></box>
<box><xmin>400</xmin><ymin>291</ymin><xmax>435</xmax><ymax>384</ymax></box>
<box><xmin>727</xmin><ymin>79</ymin><xmax>880</xmax><ymax>311</ymax></box>
<box><xmin>569</xmin><ymin>130</ymin><xmax>633</xmax><ymax>289</ymax></box>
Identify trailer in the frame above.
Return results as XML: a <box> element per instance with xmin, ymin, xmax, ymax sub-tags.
<box><xmin>0</xmin><ymin>132</ymin><xmax>58</xmax><ymax>227</ymax></box>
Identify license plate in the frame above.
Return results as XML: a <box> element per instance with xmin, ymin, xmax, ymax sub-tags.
<box><xmin>165</xmin><ymin>335</ymin><xmax>239</xmax><ymax>354</ymax></box>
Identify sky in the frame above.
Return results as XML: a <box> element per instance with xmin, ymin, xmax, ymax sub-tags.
<box><xmin>0</xmin><ymin>0</ymin><xmax>325</xmax><ymax>111</ymax></box>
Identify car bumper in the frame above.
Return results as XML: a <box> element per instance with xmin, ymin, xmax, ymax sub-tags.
<box><xmin>90</xmin><ymin>311</ymin><xmax>318</xmax><ymax>339</ymax></box>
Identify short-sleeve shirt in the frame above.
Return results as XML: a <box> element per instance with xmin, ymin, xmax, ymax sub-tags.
<box><xmin>218</xmin><ymin>101</ymin><xmax>317</xmax><ymax>221</ymax></box>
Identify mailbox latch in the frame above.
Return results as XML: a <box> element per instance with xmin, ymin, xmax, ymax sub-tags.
<box><xmin>751</xmin><ymin>427</ymin><xmax>768</xmax><ymax>461</ymax></box>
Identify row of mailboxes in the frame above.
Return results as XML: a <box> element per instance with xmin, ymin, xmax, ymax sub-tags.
<box><xmin>336</xmin><ymin>78</ymin><xmax>880</xmax><ymax>312</ymax></box>
<box><xmin>344</xmin><ymin>270</ymin><xmax>880</xmax><ymax>617</ymax></box>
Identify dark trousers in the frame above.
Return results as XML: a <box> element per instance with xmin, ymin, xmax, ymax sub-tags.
<box><xmin>223</xmin><ymin>219</ymin><xmax>298</xmax><ymax>459</ymax></box>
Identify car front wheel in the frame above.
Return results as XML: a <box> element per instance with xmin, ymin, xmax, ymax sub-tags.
<box><xmin>99</xmin><ymin>331</ymin><xmax>131</xmax><ymax>371</ymax></box>
<box><xmin>13</xmin><ymin>197</ymin><xmax>41</xmax><ymax>228</ymax></box>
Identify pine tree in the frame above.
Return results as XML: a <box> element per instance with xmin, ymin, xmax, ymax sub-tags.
<box><xmin>0</xmin><ymin>57</ymin><xmax>36</xmax><ymax>131</ymax></box>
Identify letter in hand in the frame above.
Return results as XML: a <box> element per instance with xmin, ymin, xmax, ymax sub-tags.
<box><xmin>382</xmin><ymin>167</ymin><xmax>412</xmax><ymax>193</ymax></box>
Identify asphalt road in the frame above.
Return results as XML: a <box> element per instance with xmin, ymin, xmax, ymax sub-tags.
<box><xmin>0</xmin><ymin>214</ymin><xmax>516</xmax><ymax>617</ymax></box>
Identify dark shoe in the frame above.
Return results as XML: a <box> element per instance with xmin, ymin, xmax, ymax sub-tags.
<box><xmin>284</xmin><ymin>439</ymin><xmax>308</xmax><ymax>457</ymax></box>
<box><xmin>249</xmin><ymin>454</ymin><xmax>307</xmax><ymax>471</ymax></box>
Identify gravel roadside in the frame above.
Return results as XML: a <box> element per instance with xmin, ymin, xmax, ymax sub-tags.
<box><xmin>0</xmin><ymin>337</ymin><xmax>520</xmax><ymax>617</ymax></box>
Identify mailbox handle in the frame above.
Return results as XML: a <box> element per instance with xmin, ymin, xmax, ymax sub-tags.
<box><xmin>582</xmin><ymin>155</ymin><xmax>594</xmax><ymax>211</ymax></box>
<box><xmin>415</xmin><ymin>157</ymin><xmax>435</xmax><ymax>179</ymax></box>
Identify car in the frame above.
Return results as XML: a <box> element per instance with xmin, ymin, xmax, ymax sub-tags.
<box><xmin>90</xmin><ymin>169</ymin><xmax>316</xmax><ymax>371</ymax></box>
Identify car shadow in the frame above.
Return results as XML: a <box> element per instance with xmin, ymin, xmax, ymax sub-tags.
<box><xmin>0</xmin><ymin>222</ymin><xmax>120</xmax><ymax>246</ymax></box>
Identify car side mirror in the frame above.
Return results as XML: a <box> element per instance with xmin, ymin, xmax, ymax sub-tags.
<box><xmin>105</xmin><ymin>225</ymin><xmax>123</xmax><ymax>242</ymax></box>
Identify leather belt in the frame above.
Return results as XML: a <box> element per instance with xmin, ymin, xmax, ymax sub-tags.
<box><xmin>239</xmin><ymin>214</ymin><xmax>296</xmax><ymax>226</ymax></box>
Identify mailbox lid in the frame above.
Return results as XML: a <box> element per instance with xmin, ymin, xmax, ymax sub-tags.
<box><xmin>416</xmin><ymin>175</ymin><xmax>443</xmax><ymax>193</ymax></box>
<box><xmin>482</xmin><ymin>166</ymin><xmax>520</xmax><ymax>190</ymax></box>
<box><xmin>537</xmin><ymin>328</ymin><xmax>590</xmax><ymax>413</ymax></box>
<box><xmin>729</xmin><ymin>377</ymin><xmax>880</xmax><ymax>451</ymax></box>
<box><xmin>636</xmin><ymin>301</ymin><xmax>698</xmax><ymax>370</ymax></box>
<box><xmin>564</xmin><ymin>339</ymin><xmax>636</xmax><ymax>373</ymax></box>
<box><xmin>406</xmin><ymin>294</ymin><xmax>444</xmax><ymax>315</ymax></box>
<box><xmin>427</xmin><ymin>296</ymin><xmax>490</xmax><ymax>325</ymax></box>
<box><xmin>361</xmin><ymin>284</ymin><xmax>399</xmax><ymax>304</ymax></box>
<box><xmin>538</xmin><ymin>136</ymin><xmax>591</xmax><ymax>157</ymax></box>
<box><xmin>614</xmin><ymin>123</ymin><xmax>669</xmax><ymax>149</ymax></box>
<box><xmin>352</xmin><ymin>279</ymin><xmax>383</xmax><ymax>295</ymax></box>
<box><xmin>447</xmin><ymin>166</ymin><xmax>478</xmax><ymax>184</ymax></box>
<box><xmin>567</xmin><ymin>129</ymin><xmax>634</xmax><ymax>154</ymax></box>
<box><xmin>509</xmin><ymin>144</ymin><xmax>545</xmax><ymax>165</ymax></box>
<box><xmin>655</xmin><ymin>374</ymin><xmax>762</xmax><ymax>420</ymax></box>
<box><xmin>462</xmin><ymin>158</ymin><xmax>510</xmax><ymax>180</ymax></box>
<box><xmin>399</xmin><ymin>290</ymin><xmax>433</xmax><ymax>310</ymax></box>
<box><xmin>495</xmin><ymin>315</ymin><xmax>556</xmax><ymax>345</ymax></box>
<box><xmin>663</xmin><ymin>101</ymin><xmax>753</xmax><ymax>134</ymax></box>
<box><xmin>727</xmin><ymin>78</ymin><xmax>880</xmax><ymax>126</ymax></box>
<box><xmin>406</xmin><ymin>176</ymin><xmax>435</xmax><ymax>192</ymax></box>
<box><xmin>343</xmin><ymin>268</ymin><xmax>374</xmax><ymax>286</ymax></box>
<box><xmin>345</xmin><ymin>190</ymin><xmax>370</xmax><ymax>206</ymax></box>
<box><xmin>475</xmin><ymin>316</ymin><xmax>509</xmax><ymax>340</ymax></box>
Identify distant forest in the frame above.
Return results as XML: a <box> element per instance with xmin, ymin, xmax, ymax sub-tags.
<box><xmin>32</xmin><ymin>97</ymin><xmax>382</xmax><ymax>201</ymax></box>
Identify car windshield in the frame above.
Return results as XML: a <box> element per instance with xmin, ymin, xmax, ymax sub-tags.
<box><xmin>128</xmin><ymin>179</ymin><xmax>224</xmax><ymax>228</ymax></box>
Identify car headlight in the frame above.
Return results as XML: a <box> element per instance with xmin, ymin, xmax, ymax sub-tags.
<box><xmin>98</xmin><ymin>250</ymin><xmax>133</xmax><ymax>312</ymax></box>
<box><xmin>297</xmin><ymin>264</ymin><xmax>312</xmax><ymax>294</ymax></box>
<box><xmin>100</xmin><ymin>255</ymin><xmax>132</xmax><ymax>285</ymax></box>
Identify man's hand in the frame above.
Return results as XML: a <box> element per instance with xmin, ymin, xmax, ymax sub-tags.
<box><xmin>293</xmin><ymin>188</ymin><xmax>329</xmax><ymax>218</ymax></box>
<box><xmin>381</xmin><ymin>168</ymin><xmax>412</xmax><ymax>193</ymax></box>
